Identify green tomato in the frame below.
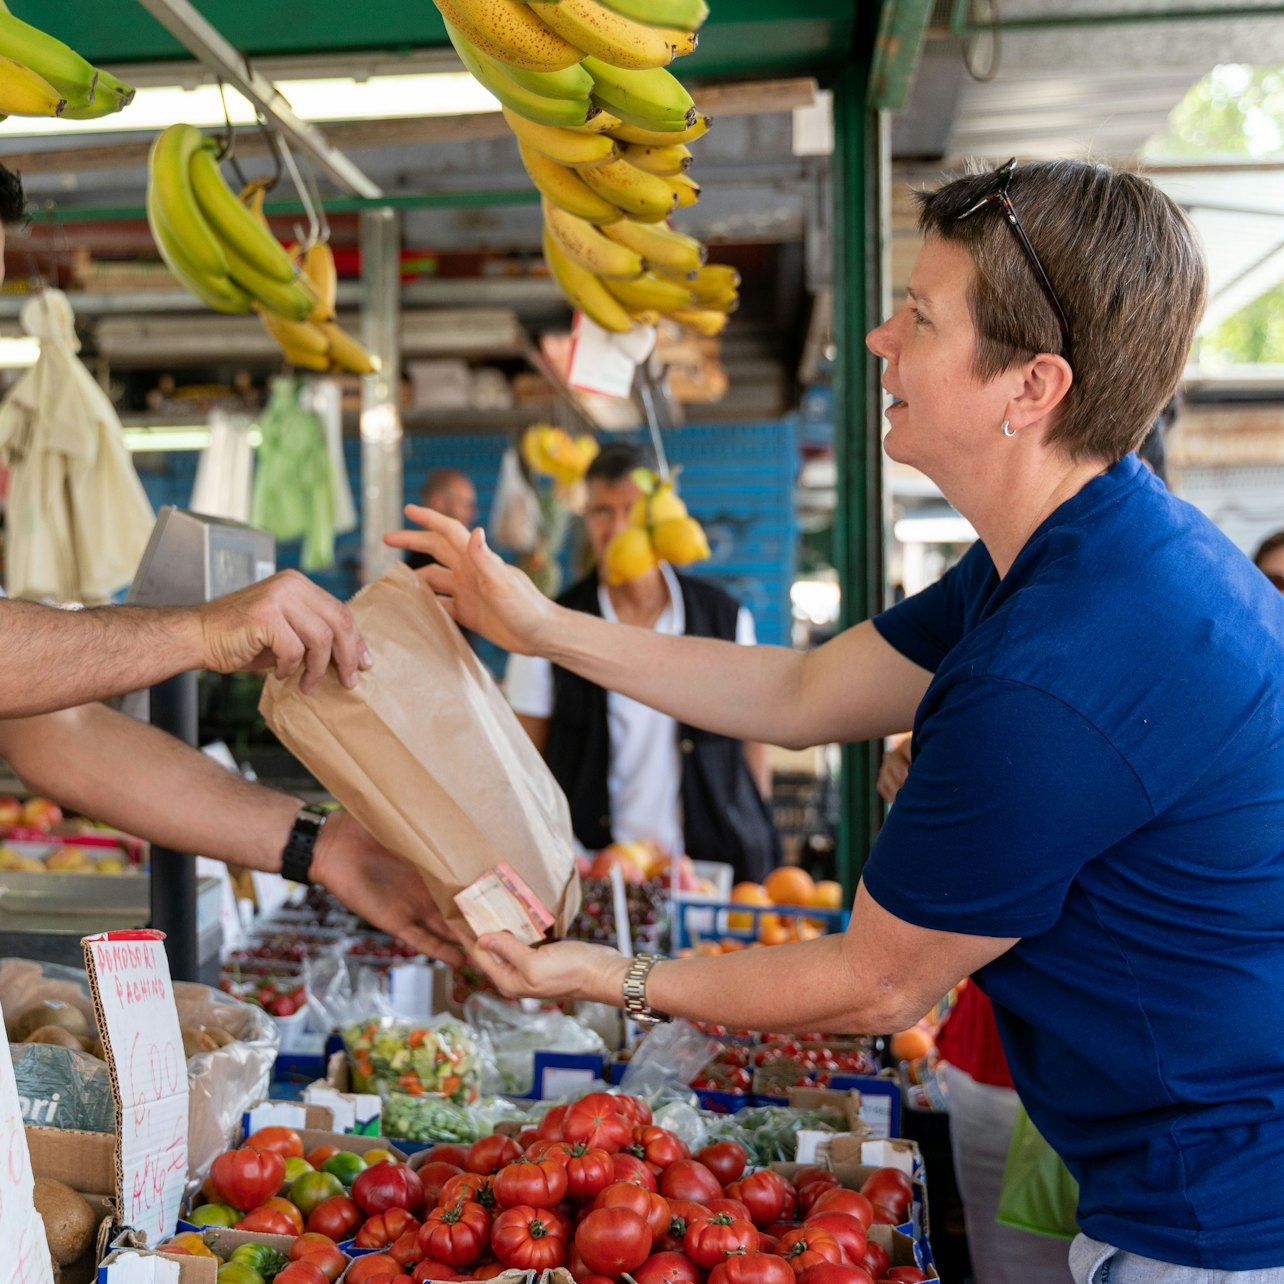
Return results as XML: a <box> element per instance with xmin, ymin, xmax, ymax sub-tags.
<box><xmin>320</xmin><ymin>1150</ymin><xmax>368</xmax><ymax>1187</ymax></box>
<box><xmin>217</xmin><ymin>1266</ymin><xmax>264</xmax><ymax>1284</ymax></box>
<box><xmin>289</xmin><ymin>1168</ymin><xmax>345</xmax><ymax>1217</ymax></box>
<box><xmin>283</xmin><ymin>1155</ymin><xmax>314</xmax><ymax>1184</ymax></box>
<box><xmin>186</xmin><ymin>1202</ymin><xmax>239</xmax><ymax>1227</ymax></box>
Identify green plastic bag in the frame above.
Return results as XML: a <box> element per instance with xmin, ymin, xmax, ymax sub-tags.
<box><xmin>996</xmin><ymin>1104</ymin><xmax>1080</xmax><ymax>1240</ymax></box>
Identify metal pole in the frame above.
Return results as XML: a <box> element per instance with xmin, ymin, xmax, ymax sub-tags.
<box><xmin>360</xmin><ymin>207</ymin><xmax>404</xmax><ymax>582</ymax></box>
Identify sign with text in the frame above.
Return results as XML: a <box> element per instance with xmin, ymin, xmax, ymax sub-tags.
<box><xmin>0</xmin><ymin>994</ymin><xmax>55</xmax><ymax>1284</ymax></box>
<box><xmin>82</xmin><ymin>930</ymin><xmax>189</xmax><ymax>1244</ymax></box>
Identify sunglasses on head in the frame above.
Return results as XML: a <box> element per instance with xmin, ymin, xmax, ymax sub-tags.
<box><xmin>956</xmin><ymin>158</ymin><xmax>1074</xmax><ymax>369</ymax></box>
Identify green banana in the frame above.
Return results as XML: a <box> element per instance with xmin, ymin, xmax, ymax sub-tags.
<box><xmin>506</xmin><ymin>59</ymin><xmax>594</xmax><ymax>103</ymax></box>
<box><xmin>518</xmin><ymin>140</ymin><xmax>621</xmax><ymax>223</ymax></box>
<box><xmin>0</xmin><ymin>9</ymin><xmax>97</xmax><ymax>101</ymax></box>
<box><xmin>93</xmin><ymin>68</ymin><xmax>135</xmax><ymax>109</ymax></box>
<box><xmin>597</xmin><ymin>0</ymin><xmax>708</xmax><ymax>30</ymax></box>
<box><xmin>189</xmin><ymin>141</ymin><xmax>296</xmax><ymax>283</ymax></box>
<box><xmin>223</xmin><ymin>239</ymin><xmax>315</xmax><ymax>322</ymax></box>
<box><xmin>147</xmin><ymin>185</ymin><xmax>252</xmax><ymax>314</ymax></box>
<box><xmin>583</xmin><ymin>57</ymin><xmax>695</xmax><ymax>133</ymax></box>
<box><xmin>149</xmin><ymin>124</ymin><xmax>228</xmax><ymax>279</ymax></box>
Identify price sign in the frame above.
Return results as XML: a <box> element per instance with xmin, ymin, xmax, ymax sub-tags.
<box><xmin>82</xmin><ymin>930</ymin><xmax>189</xmax><ymax>1244</ymax></box>
<box><xmin>0</xmin><ymin>994</ymin><xmax>54</xmax><ymax>1284</ymax></box>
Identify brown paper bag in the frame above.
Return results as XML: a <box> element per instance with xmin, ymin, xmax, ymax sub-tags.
<box><xmin>258</xmin><ymin>563</ymin><xmax>581</xmax><ymax>940</ymax></box>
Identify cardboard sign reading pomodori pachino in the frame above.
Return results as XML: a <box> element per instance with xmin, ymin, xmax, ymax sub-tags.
<box><xmin>81</xmin><ymin>930</ymin><xmax>189</xmax><ymax>1244</ymax></box>
<box><xmin>0</xmin><ymin>991</ymin><xmax>55</xmax><ymax>1283</ymax></box>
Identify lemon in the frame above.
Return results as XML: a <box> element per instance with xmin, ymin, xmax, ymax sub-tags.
<box><xmin>629</xmin><ymin>485</ymin><xmax>688</xmax><ymax>529</ymax></box>
<box><xmin>652</xmin><ymin>516</ymin><xmax>710</xmax><ymax>565</ymax></box>
<box><xmin>604</xmin><ymin>527</ymin><xmax>658</xmax><ymax>585</ymax></box>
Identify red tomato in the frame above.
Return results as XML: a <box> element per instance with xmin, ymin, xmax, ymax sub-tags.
<box><xmin>727</xmin><ymin>1173</ymin><xmax>785</xmax><ymax>1228</ymax></box>
<box><xmin>537</xmin><ymin>1104</ymin><xmax>569</xmax><ymax>1141</ymax></box>
<box><xmin>796</xmin><ymin>1178</ymin><xmax>841</xmax><ymax>1217</ymax></box>
<box><xmin>306</xmin><ymin>1144</ymin><xmax>340</xmax><ymax>1169</ymax></box>
<box><xmin>696</xmin><ymin>1142</ymin><xmax>748</xmax><ymax>1187</ymax></box>
<box><xmin>613</xmin><ymin>1094</ymin><xmax>654</xmax><ymax>1128</ymax></box>
<box><xmin>235</xmin><ymin>1206</ymin><xmax>297</xmax><ymax>1235</ymax></box>
<box><xmin>517</xmin><ymin>1127</ymin><xmax>540</xmax><ymax>1151</ymax></box>
<box><xmin>776</xmin><ymin>1227</ymin><xmax>845</xmax><ymax>1277</ymax></box>
<box><xmin>858</xmin><ymin>1244</ymin><xmax>889</xmax><ymax>1281</ymax></box>
<box><xmin>345</xmin><ymin>1255</ymin><xmax>405</xmax><ymax>1284</ymax></box>
<box><xmin>491</xmin><ymin>1204</ymin><xmax>570</xmax><ymax>1270</ymax></box>
<box><xmin>545</xmin><ymin>1142</ymin><xmax>615</xmax><ymax>1202</ymax></box>
<box><xmin>389</xmin><ymin>1230</ymin><xmax>421</xmax><ymax>1269</ymax></box>
<box><xmin>418</xmin><ymin>1200</ymin><xmax>491</xmax><ymax>1267</ymax></box>
<box><xmin>439</xmin><ymin>1172</ymin><xmax>496</xmax><ymax>1212</ymax></box>
<box><xmin>870</xmin><ymin>1206</ymin><xmax>902</xmax><ymax>1227</ymax></box>
<box><xmin>685</xmin><ymin>1213</ymin><xmax>759</xmax><ymax>1268</ymax></box>
<box><xmin>411</xmin><ymin>1261</ymin><xmax>464</xmax><ymax>1283</ymax></box>
<box><xmin>763</xmin><ymin>1172</ymin><xmax>797</xmax><ymax>1221</ymax></box>
<box><xmin>306</xmin><ymin>1194</ymin><xmax>362</xmax><ymax>1239</ymax></box>
<box><xmin>573</xmin><ymin>1207</ymin><xmax>652</xmax><ymax>1276</ymax></box>
<box><xmin>355</xmin><ymin>1208</ymin><xmax>423</xmax><ymax>1248</ymax></box>
<box><xmin>809</xmin><ymin>1189</ymin><xmax>875</xmax><ymax>1231</ymax></box>
<box><xmin>466</xmin><ymin>1135</ymin><xmax>524</xmax><ymax>1176</ymax></box>
<box><xmin>661</xmin><ymin>1160</ymin><xmax>724</xmax><ymax>1206</ymax></box>
<box><xmin>857</xmin><ymin>1171</ymin><xmax>912</xmax><ymax>1225</ymax></box>
<box><xmin>630</xmin><ymin>1125</ymin><xmax>690</xmax><ymax>1170</ymax></box>
<box><xmin>708</xmin><ymin>1252</ymin><xmax>797</xmax><ymax>1284</ymax></box>
<box><xmin>261</xmin><ymin>1196</ymin><xmax>305</xmax><ymax>1234</ymax></box>
<box><xmin>289</xmin><ymin>1235</ymin><xmax>347</xmax><ymax>1284</ymax></box>
<box><xmin>353</xmin><ymin>1161</ymin><xmax>425</xmax><ymax>1216</ymax></box>
<box><xmin>614</xmin><ymin>1152</ymin><xmax>661</xmax><ymax>1192</ymax></box>
<box><xmin>579</xmin><ymin>1276</ymin><xmax>616</xmax><ymax>1284</ymax></box>
<box><xmin>493</xmin><ymin>1157</ymin><xmax>569</xmax><ymax>1210</ymax></box>
<box><xmin>632</xmin><ymin>1251</ymin><xmax>706</xmax><ymax>1284</ymax></box>
<box><xmin>593</xmin><ymin>1180</ymin><xmax>671</xmax><ymax>1239</ymax></box>
<box><xmin>562</xmin><ymin>1093</ymin><xmax>633</xmax><ymax>1153</ymax></box>
<box><xmin>884</xmin><ymin>1270</ymin><xmax>928</xmax><ymax>1282</ymax></box>
<box><xmin>798</xmin><ymin>1266</ymin><xmax>875</xmax><ymax>1284</ymax></box>
<box><xmin>275</xmin><ymin>1264</ymin><xmax>330</xmax><ymax>1284</ymax></box>
<box><xmin>416</xmin><ymin>1161</ymin><xmax>464</xmax><ymax>1205</ymax></box>
<box><xmin>657</xmin><ymin>1197</ymin><xmax>713</xmax><ymax>1252</ymax></box>
<box><xmin>707</xmin><ymin>1198</ymin><xmax>753</xmax><ymax>1222</ymax></box>
<box><xmin>210</xmin><ymin>1147</ymin><xmax>286</xmax><ymax>1211</ymax></box>
<box><xmin>803</xmin><ymin>1213</ymin><xmax>867</xmax><ymax>1264</ymax></box>
<box><xmin>424</xmin><ymin>1144</ymin><xmax>471</xmax><ymax>1168</ymax></box>
<box><xmin>245</xmin><ymin>1126</ymin><xmax>305</xmax><ymax>1160</ymax></box>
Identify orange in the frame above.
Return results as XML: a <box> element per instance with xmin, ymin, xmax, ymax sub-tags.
<box><xmin>764</xmin><ymin>865</ymin><xmax>816</xmax><ymax>907</ymax></box>
<box><xmin>728</xmin><ymin>880</ymin><xmax>770</xmax><ymax>929</ymax></box>
<box><xmin>757</xmin><ymin>912</ymin><xmax>794</xmax><ymax>946</ymax></box>
<box><xmin>889</xmin><ymin>1025</ymin><xmax>935</xmax><ymax>1063</ymax></box>
<box><xmin>810</xmin><ymin>880</ymin><xmax>844</xmax><ymax>910</ymax></box>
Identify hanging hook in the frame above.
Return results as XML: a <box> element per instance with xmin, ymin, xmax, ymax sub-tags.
<box><xmin>273</xmin><ymin>131</ymin><xmax>321</xmax><ymax>251</ymax></box>
<box><xmin>299</xmin><ymin>154</ymin><xmax>329</xmax><ymax>246</ymax></box>
<box><xmin>636</xmin><ymin>363</ymin><xmax>671</xmax><ymax>483</ymax></box>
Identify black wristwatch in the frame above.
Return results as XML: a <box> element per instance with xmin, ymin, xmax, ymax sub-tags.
<box><xmin>280</xmin><ymin>804</ymin><xmax>329</xmax><ymax>884</ymax></box>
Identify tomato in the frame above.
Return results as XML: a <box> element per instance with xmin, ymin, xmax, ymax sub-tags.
<box><xmin>798</xmin><ymin>1266</ymin><xmax>875</xmax><ymax>1284</ymax></box>
<box><xmin>261</xmin><ymin>1196</ymin><xmax>305</xmax><ymax>1233</ymax></box>
<box><xmin>322</xmin><ymin>1151</ymin><xmax>369</xmax><ymax>1187</ymax></box>
<box><xmin>307</xmin><ymin>1144</ymin><xmax>340</xmax><ymax>1169</ymax></box>
<box><xmin>696</xmin><ymin>1142</ymin><xmax>747</xmax><ymax>1187</ymax></box>
<box><xmin>210</xmin><ymin>1147</ymin><xmax>286</xmax><ymax>1211</ymax></box>
<box><xmin>411</xmin><ymin>1261</ymin><xmax>464</xmax><ymax>1283</ymax></box>
<box><xmin>160</xmin><ymin>1233</ymin><xmax>218</xmax><ymax>1260</ymax></box>
<box><xmin>796</xmin><ymin>1180</ymin><xmax>841</xmax><ymax>1217</ymax></box>
<box><xmin>763</xmin><ymin>1172</ymin><xmax>797</xmax><ymax>1221</ymax></box>
<box><xmin>809</xmin><ymin>1189</ymin><xmax>875</xmax><ymax>1231</ymax></box>
<box><xmin>389</xmin><ymin>1230</ymin><xmax>421</xmax><ymax>1269</ymax></box>
<box><xmin>613</xmin><ymin>1094</ymin><xmax>653</xmax><ymax>1127</ymax></box>
<box><xmin>537</xmin><ymin>1104</ymin><xmax>569</xmax><ymax>1141</ymax></box>
<box><xmin>416</xmin><ymin>1160</ymin><xmax>464</xmax><ymax>1206</ymax></box>
<box><xmin>245</xmin><ymin>1125</ymin><xmax>305</xmax><ymax>1160</ymax></box>
<box><xmin>632</xmin><ymin>1251</ymin><xmax>705</xmax><ymax>1284</ymax></box>
<box><xmin>661</xmin><ymin>1160</ymin><xmax>724</xmax><ymax>1206</ymax></box>
<box><xmin>562</xmin><ymin>1093</ymin><xmax>633</xmax><ymax>1153</ymax></box>
<box><xmin>573</xmin><ymin>1207</ymin><xmax>651</xmax><ymax>1276</ymax></box>
<box><xmin>424</xmin><ymin>1144</ymin><xmax>471</xmax><ymax>1168</ymax></box>
<box><xmin>355</xmin><ymin>1207</ymin><xmax>423</xmax><ymax>1248</ymax></box>
<box><xmin>491</xmin><ymin>1204</ymin><xmax>570</xmax><ymax>1270</ymax></box>
<box><xmin>707</xmin><ymin>1197</ymin><xmax>753</xmax><ymax>1222</ymax></box>
<box><xmin>614</xmin><ymin>1152</ymin><xmax>661</xmax><ymax>1191</ymax></box>
<box><xmin>305</xmin><ymin>1194</ymin><xmax>362</xmax><ymax>1240</ymax></box>
<box><xmin>630</xmin><ymin>1125</ymin><xmax>690</xmax><ymax>1171</ymax></box>
<box><xmin>708</xmin><ymin>1253</ymin><xmax>797</xmax><ymax>1284</ymax></box>
<box><xmin>289</xmin><ymin>1236</ymin><xmax>347</xmax><ymax>1284</ymax></box>
<box><xmin>685</xmin><ymin>1213</ymin><xmax>759</xmax><ymax>1268</ymax></box>
<box><xmin>184</xmin><ymin>1203</ymin><xmax>238</xmax><ymax>1227</ymax></box>
<box><xmin>353</xmin><ymin>1161</ymin><xmax>426</xmax><ymax>1216</ymax></box>
<box><xmin>727</xmin><ymin>1173</ymin><xmax>785</xmax><ymax>1228</ymax></box>
<box><xmin>440</xmin><ymin>1172</ymin><xmax>496</xmax><ymax>1213</ymax></box>
<box><xmin>657</xmin><ymin>1197</ymin><xmax>713</xmax><ymax>1252</ymax></box>
<box><xmin>776</xmin><ymin>1227</ymin><xmax>845</xmax><ymax>1276</ymax></box>
<box><xmin>466</xmin><ymin>1135</ymin><xmax>524</xmax><ymax>1176</ymax></box>
<box><xmin>858</xmin><ymin>1244</ymin><xmax>888</xmax><ymax>1281</ymax></box>
<box><xmin>545</xmin><ymin>1141</ymin><xmax>615</xmax><ymax>1201</ymax></box>
<box><xmin>493</xmin><ymin>1157</ymin><xmax>569</xmax><ymax>1210</ymax></box>
<box><xmin>857</xmin><ymin>1171</ymin><xmax>912</xmax><ymax>1226</ymax></box>
<box><xmin>235</xmin><ymin>1206</ymin><xmax>298</xmax><ymax>1235</ymax></box>
<box><xmin>291</xmin><ymin>1171</ymin><xmax>346</xmax><ymax>1218</ymax></box>
<box><xmin>593</xmin><ymin>1180</ymin><xmax>671</xmax><ymax>1239</ymax></box>
<box><xmin>275</xmin><ymin>1264</ymin><xmax>330</xmax><ymax>1284</ymax></box>
<box><xmin>345</xmin><ymin>1255</ymin><xmax>405</xmax><ymax>1284</ymax></box>
<box><xmin>884</xmin><ymin>1270</ymin><xmax>928</xmax><ymax>1282</ymax></box>
<box><xmin>419</xmin><ymin>1200</ymin><xmax>492</xmax><ymax>1267</ymax></box>
<box><xmin>803</xmin><ymin>1213</ymin><xmax>867</xmax><ymax>1264</ymax></box>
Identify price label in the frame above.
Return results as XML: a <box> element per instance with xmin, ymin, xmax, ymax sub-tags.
<box><xmin>82</xmin><ymin>930</ymin><xmax>189</xmax><ymax>1244</ymax></box>
<box><xmin>0</xmin><ymin>994</ymin><xmax>54</xmax><ymax>1284</ymax></box>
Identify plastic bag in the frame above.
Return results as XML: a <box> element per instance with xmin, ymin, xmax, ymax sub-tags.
<box><xmin>489</xmin><ymin>447</ymin><xmax>541</xmax><ymax>554</ymax></box>
<box><xmin>996</xmin><ymin>1104</ymin><xmax>1080</xmax><ymax>1240</ymax></box>
<box><xmin>341</xmin><ymin>1014</ymin><xmax>481</xmax><ymax>1105</ymax></box>
<box><xmin>619</xmin><ymin>1019</ymin><xmax>720</xmax><ymax>1098</ymax></box>
<box><xmin>304</xmin><ymin>952</ymin><xmax>395</xmax><ymax>1035</ymax></box>
<box><xmin>464</xmin><ymin>993</ymin><xmax>608</xmax><ymax>1095</ymax></box>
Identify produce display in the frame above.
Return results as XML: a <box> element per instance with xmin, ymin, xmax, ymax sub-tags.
<box><xmin>343</xmin><ymin>1017</ymin><xmax>482</xmax><ymax>1104</ymax></box>
<box><xmin>0</xmin><ymin>9</ymin><xmax>132</xmax><ymax>120</ymax></box>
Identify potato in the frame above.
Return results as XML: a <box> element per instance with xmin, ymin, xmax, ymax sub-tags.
<box><xmin>180</xmin><ymin>1027</ymin><xmax>220</xmax><ymax>1058</ymax></box>
<box><xmin>33</xmin><ymin>1177</ymin><xmax>95</xmax><ymax>1266</ymax></box>
<box><xmin>11</xmin><ymin>1000</ymin><xmax>90</xmax><ymax>1042</ymax></box>
<box><xmin>24</xmin><ymin>1026</ymin><xmax>85</xmax><ymax>1050</ymax></box>
<box><xmin>200</xmin><ymin>1025</ymin><xmax>236</xmax><ymax>1049</ymax></box>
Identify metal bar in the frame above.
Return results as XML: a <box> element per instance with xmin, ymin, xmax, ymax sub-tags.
<box><xmin>869</xmin><ymin>0</ymin><xmax>936</xmax><ymax>112</ymax></box>
<box><xmin>132</xmin><ymin>0</ymin><xmax>382</xmax><ymax>198</ymax></box>
<box><xmin>951</xmin><ymin>4</ymin><xmax>1284</xmax><ymax>34</ymax></box>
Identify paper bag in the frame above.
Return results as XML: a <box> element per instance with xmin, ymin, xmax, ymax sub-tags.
<box><xmin>258</xmin><ymin>563</ymin><xmax>581</xmax><ymax>940</ymax></box>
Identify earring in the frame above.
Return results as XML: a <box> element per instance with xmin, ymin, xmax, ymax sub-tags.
<box><xmin>1001</xmin><ymin>420</ymin><xmax>1016</xmax><ymax>438</ymax></box>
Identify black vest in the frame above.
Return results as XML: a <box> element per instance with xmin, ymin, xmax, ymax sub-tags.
<box><xmin>544</xmin><ymin>570</ymin><xmax>780</xmax><ymax>883</ymax></box>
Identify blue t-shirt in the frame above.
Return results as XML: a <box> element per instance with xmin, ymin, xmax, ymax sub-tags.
<box><xmin>867</xmin><ymin>454</ymin><xmax>1284</xmax><ymax>1269</ymax></box>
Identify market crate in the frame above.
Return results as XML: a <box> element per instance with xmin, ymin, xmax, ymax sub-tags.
<box><xmin>671</xmin><ymin>898</ymin><xmax>850</xmax><ymax>952</ymax></box>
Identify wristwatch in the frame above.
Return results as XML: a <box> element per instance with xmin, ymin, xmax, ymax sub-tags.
<box><xmin>280</xmin><ymin>804</ymin><xmax>329</xmax><ymax>885</ymax></box>
<box><xmin>622</xmin><ymin>953</ymin><xmax>672</xmax><ymax>1027</ymax></box>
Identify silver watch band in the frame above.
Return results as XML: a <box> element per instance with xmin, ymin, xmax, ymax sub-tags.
<box><xmin>622</xmin><ymin>952</ymin><xmax>672</xmax><ymax>1027</ymax></box>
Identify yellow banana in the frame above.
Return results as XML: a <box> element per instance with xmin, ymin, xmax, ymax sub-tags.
<box><xmin>0</xmin><ymin>55</ymin><xmax>64</xmax><ymax>116</ymax></box>
<box><xmin>575</xmin><ymin>108</ymin><xmax>624</xmax><ymax>134</ymax></box>
<box><xmin>147</xmin><ymin>185</ymin><xmax>252</xmax><ymax>314</ymax></box>
<box><xmin>584</xmin><ymin>57</ymin><xmax>696</xmax><ymax>133</ymax></box>
<box><xmin>433</xmin><ymin>0</ymin><xmax>582</xmax><ymax>72</ymax></box>
<box><xmin>600</xmin><ymin>218</ymin><xmax>705</xmax><ymax>276</ymax></box>
<box><xmin>619</xmin><ymin>141</ymin><xmax>692</xmax><ymax>176</ymax></box>
<box><xmin>259</xmin><ymin>306</ymin><xmax>330</xmax><ymax>356</ymax></box>
<box><xmin>656</xmin><ymin>27</ymin><xmax>698</xmax><ymax>57</ymax></box>
<box><xmin>189</xmin><ymin>142</ymin><xmax>296</xmax><ymax>283</ymax></box>
<box><xmin>518</xmin><ymin>141</ymin><xmax>621</xmax><ymax>224</ymax></box>
<box><xmin>603</xmin><ymin>272</ymin><xmax>695</xmax><ymax>312</ymax></box>
<box><xmin>580</xmin><ymin>157</ymin><xmax>678</xmax><ymax>221</ymax></box>
<box><xmin>597</xmin><ymin>0</ymin><xmax>709</xmax><ymax>30</ymax></box>
<box><xmin>665</xmin><ymin>306</ymin><xmax>727</xmax><ymax>336</ymax></box>
<box><xmin>528</xmin><ymin>0</ymin><xmax>677</xmax><ymax>70</ymax></box>
<box><xmin>503</xmin><ymin>106</ymin><xmax>618</xmax><ymax>168</ymax></box>
<box><xmin>0</xmin><ymin>10</ymin><xmax>95</xmax><ymax>101</ymax></box>
<box><xmin>149</xmin><ymin>124</ymin><xmax>228</xmax><ymax>279</ymax></box>
<box><xmin>666</xmin><ymin>172</ymin><xmax>701</xmax><ymax>208</ymax></box>
<box><xmin>543</xmin><ymin>199</ymin><xmax>645</xmax><ymax>279</ymax></box>
<box><xmin>544</xmin><ymin>227</ymin><xmax>633</xmax><ymax>333</ymax></box>
<box><xmin>301</xmin><ymin>242</ymin><xmax>338</xmax><ymax>322</ymax></box>
<box><xmin>608</xmin><ymin>113</ymin><xmax>711</xmax><ymax>146</ymax></box>
<box><xmin>321</xmin><ymin>322</ymin><xmax>381</xmax><ymax>375</ymax></box>
<box><xmin>695</xmin><ymin>290</ymin><xmax>738</xmax><ymax>315</ymax></box>
<box><xmin>223</xmin><ymin>240</ymin><xmax>315</xmax><ymax>322</ymax></box>
<box><xmin>692</xmin><ymin>263</ymin><xmax>742</xmax><ymax>301</ymax></box>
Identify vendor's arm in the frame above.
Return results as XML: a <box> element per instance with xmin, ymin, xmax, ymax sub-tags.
<box><xmin>388</xmin><ymin>509</ymin><xmax>931</xmax><ymax>747</ymax></box>
<box><xmin>0</xmin><ymin>570</ymin><xmax>371</xmax><ymax>717</ymax></box>
<box><xmin>0</xmin><ymin>703</ymin><xmax>462</xmax><ymax>963</ymax></box>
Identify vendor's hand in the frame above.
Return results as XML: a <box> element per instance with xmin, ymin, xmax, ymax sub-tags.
<box><xmin>383</xmin><ymin>507</ymin><xmax>556</xmax><ymax>656</ymax></box>
<box><xmin>877</xmin><ymin>736</ymin><xmax>912</xmax><ymax>805</ymax></box>
<box><xmin>309</xmin><ymin>811</ymin><xmax>465</xmax><ymax>966</ymax></box>
<box><xmin>197</xmin><ymin>570</ymin><xmax>372</xmax><ymax>694</ymax></box>
<box><xmin>472</xmin><ymin>931</ymin><xmax>630</xmax><ymax>1006</ymax></box>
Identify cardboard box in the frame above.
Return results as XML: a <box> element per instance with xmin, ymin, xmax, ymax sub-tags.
<box><xmin>771</xmin><ymin>1158</ymin><xmax>929</xmax><ymax>1246</ymax></box>
<box><xmin>26</xmin><ymin>1125</ymin><xmax>118</xmax><ymax>1284</ymax></box>
<box><xmin>98</xmin><ymin>1228</ymin><xmax>311</xmax><ymax>1284</ymax></box>
<box><xmin>309</xmin><ymin>1050</ymin><xmax>383</xmax><ymax>1133</ymax></box>
<box><xmin>868</xmin><ymin>1224</ymin><xmax>938</xmax><ymax>1278</ymax></box>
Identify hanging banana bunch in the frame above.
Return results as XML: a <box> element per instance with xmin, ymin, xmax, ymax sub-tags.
<box><xmin>432</xmin><ymin>0</ymin><xmax>739</xmax><ymax>337</ymax></box>
<box><xmin>0</xmin><ymin>7</ymin><xmax>133</xmax><ymax>120</ymax></box>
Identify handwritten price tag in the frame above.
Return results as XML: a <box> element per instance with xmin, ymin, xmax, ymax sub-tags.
<box><xmin>82</xmin><ymin>930</ymin><xmax>189</xmax><ymax>1245</ymax></box>
<box><xmin>0</xmin><ymin>994</ymin><xmax>55</xmax><ymax>1284</ymax></box>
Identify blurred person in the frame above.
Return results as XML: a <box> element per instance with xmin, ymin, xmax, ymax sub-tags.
<box><xmin>1254</xmin><ymin>530</ymin><xmax>1284</xmax><ymax>592</ymax></box>
<box><xmin>405</xmin><ymin>469</ymin><xmax>478</xmax><ymax>573</ymax></box>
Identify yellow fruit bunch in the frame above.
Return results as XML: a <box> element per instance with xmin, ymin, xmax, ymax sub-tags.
<box><xmin>0</xmin><ymin>5</ymin><xmax>133</xmax><ymax>121</ymax></box>
<box><xmin>520</xmin><ymin>422</ymin><xmax>600</xmax><ymax>487</ymax></box>
<box><xmin>430</xmin><ymin>0</ymin><xmax>738</xmax><ymax>337</ymax></box>
<box><xmin>603</xmin><ymin>468</ymin><xmax>709</xmax><ymax>585</ymax></box>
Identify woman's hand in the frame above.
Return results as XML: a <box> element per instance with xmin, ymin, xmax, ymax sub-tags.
<box><xmin>471</xmin><ymin>932</ymin><xmax>631</xmax><ymax>1006</ymax></box>
<box><xmin>384</xmin><ymin>506</ymin><xmax>556</xmax><ymax>656</ymax></box>
<box><xmin>876</xmin><ymin>735</ymin><xmax>912</xmax><ymax>805</ymax></box>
